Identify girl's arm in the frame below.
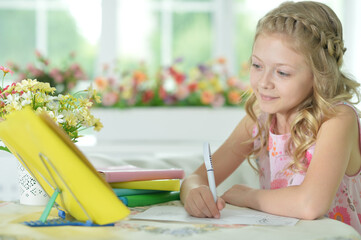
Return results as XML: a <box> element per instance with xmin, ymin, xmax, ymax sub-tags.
<box><xmin>222</xmin><ymin>105</ymin><xmax>361</xmax><ymax>219</ymax></box>
<box><xmin>180</xmin><ymin>114</ymin><xmax>255</xmax><ymax>218</ymax></box>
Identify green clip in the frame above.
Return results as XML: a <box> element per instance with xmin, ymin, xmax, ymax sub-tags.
<box><xmin>39</xmin><ymin>188</ymin><xmax>61</xmax><ymax>223</ymax></box>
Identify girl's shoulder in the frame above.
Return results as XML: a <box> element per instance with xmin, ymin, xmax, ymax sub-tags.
<box><xmin>334</xmin><ymin>102</ymin><xmax>360</xmax><ymax>117</ymax></box>
<box><xmin>319</xmin><ymin>102</ymin><xmax>360</xmax><ymax>138</ymax></box>
<box><xmin>330</xmin><ymin>102</ymin><xmax>360</xmax><ymax>124</ymax></box>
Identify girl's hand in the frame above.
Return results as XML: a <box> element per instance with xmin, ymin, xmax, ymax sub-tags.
<box><xmin>183</xmin><ymin>185</ymin><xmax>226</xmax><ymax>218</ymax></box>
<box><xmin>221</xmin><ymin>184</ymin><xmax>254</xmax><ymax>207</ymax></box>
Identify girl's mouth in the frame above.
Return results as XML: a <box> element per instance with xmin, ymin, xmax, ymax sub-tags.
<box><xmin>260</xmin><ymin>93</ymin><xmax>278</xmax><ymax>101</ymax></box>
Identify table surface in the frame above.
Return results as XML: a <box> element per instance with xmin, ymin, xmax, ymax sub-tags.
<box><xmin>0</xmin><ymin>201</ymin><xmax>360</xmax><ymax>240</ymax></box>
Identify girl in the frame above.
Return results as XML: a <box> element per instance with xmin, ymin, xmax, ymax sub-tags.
<box><xmin>180</xmin><ymin>1</ymin><xmax>361</xmax><ymax>234</ymax></box>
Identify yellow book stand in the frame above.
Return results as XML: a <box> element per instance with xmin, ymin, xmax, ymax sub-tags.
<box><xmin>0</xmin><ymin>108</ymin><xmax>130</xmax><ymax>226</ymax></box>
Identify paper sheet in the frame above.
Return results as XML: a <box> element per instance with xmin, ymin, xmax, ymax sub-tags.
<box><xmin>131</xmin><ymin>206</ymin><xmax>299</xmax><ymax>226</ymax></box>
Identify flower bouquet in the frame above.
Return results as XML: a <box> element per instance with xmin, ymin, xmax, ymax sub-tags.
<box><xmin>0</xmin><ymin>66</ymin><xmax>102</xmax><ymax>152</ymax></box>
<box><xmin>8</xmin><ymin>51</ymin><xmax>87</xmax><ymax>95</ymax></box>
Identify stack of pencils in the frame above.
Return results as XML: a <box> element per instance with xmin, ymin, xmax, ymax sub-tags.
<box><xmin>97</xmin><ymin>165</ymin><xmax>185</xmax><ymax>207</ymax></box>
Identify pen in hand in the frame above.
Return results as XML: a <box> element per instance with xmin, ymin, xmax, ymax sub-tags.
<box><xmin>203</xmin><ymin>142</ymin><xmax>217</xmax><ymax>202</ymax></box>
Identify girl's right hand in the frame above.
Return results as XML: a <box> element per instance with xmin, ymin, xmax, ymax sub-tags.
<box><xmin>183</xmin><ymin>185</ymin><xmax>225</xmax><ymax>219</ymax></box>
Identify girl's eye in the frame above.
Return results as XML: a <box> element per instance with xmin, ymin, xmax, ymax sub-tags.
<box><xmin>252</xmin><ymin>63</ymin><xmax>261</xmax><ymax>69</ymax></box>
<box><xmin>277</xmin><ymin>71</ymin><xmax>290</xmax><ymax>77</ymax></box>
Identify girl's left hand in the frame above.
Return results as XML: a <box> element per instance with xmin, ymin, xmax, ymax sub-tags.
<box><xmin>221</xmin><ymin>184</ymin><xmax>254</xmax><ymax>207</ymax></box>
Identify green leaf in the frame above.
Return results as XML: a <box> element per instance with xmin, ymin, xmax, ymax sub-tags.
<box><xmin>0</xmin><ymin>146</ymin><xmax>11</xmax><ymax>153</ymax></box>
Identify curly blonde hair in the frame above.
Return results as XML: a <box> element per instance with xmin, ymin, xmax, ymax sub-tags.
<box><xmin>245</xmin><ymin>1</ymin><xmax>361</xmax><ymax>172</ymax></box>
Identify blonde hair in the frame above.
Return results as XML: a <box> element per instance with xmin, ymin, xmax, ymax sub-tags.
<box><xmin>245</xmin><ymin>1</ymin><xmax>361</xmax><ymax>172</ymax></box>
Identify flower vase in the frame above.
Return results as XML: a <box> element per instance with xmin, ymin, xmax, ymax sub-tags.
<box><xmin>17</xmin><ymin>162</ymin><xmax>49</xmax><ymax>206</ymax></box>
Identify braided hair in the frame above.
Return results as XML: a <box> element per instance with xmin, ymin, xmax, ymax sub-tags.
<box><xmin>245</xmin><ymin>1</ymin><xmax>361</xmax><ymax>172</ymax></box>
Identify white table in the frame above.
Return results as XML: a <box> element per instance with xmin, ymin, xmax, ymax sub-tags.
<box><xmin>0</xmin><ymin>201</ymin><xmax>360</xmax><ymax>240</ymax></box>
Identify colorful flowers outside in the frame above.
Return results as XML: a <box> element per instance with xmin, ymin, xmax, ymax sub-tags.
<box><xmin>0</xmin><ymin>66</ymin><xmax>102</xmax><ymax>152</ymax></box>
<box><xmin>8</xmin><ymin>51</ymin><xmax>87</xmax><ymax>95</ymax></box>
<box><xmin>93</xmin><ymin>58</ymin><xmax>250</xmax><ymax>108</ymax></box>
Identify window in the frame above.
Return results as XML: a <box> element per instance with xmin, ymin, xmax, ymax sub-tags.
<box><xmin>0</xmin><ymin>8</ymin><xmax>36</xmax><ymax>67</ymax></box>
<box><xmin>110</xmin><ymin>0</ymin><xmax>215</xmax><ymax>78</ymax></box>
<box><xmin>0</xmin><ymin>0</ymin><xmax>100</xmax><ymax>80</ymax></box>
<box><xmin>1</xmin><ymin>0</ymin><xmax>358</xmax><ymax>86</ymax></box>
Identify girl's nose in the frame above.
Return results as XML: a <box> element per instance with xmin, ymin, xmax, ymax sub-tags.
<box><xmin>258</xmin><ymin>71</ymin><xmax>273</xmax><ymax>89</ymax></box>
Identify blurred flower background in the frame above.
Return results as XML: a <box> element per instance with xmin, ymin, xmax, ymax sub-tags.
<box><xmin>8</xmin><ymin>51</ymin><xmax>87</xmax><ymax>95</ymax></box>
<box><xmin>93</xmin><ymin>58</ymin><xmax>250</xmax><ymax>108</ymax></box>
<box><xmin>6</xmin><ymin>51</ymin><xmax>250</xmax><ymax>108</ymax></box>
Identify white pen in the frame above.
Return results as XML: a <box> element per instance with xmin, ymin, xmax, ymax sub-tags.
<box><xmin>203</xmin><ymin>142</ymin><xmax>217</xmax><ymax>202</ymax></box>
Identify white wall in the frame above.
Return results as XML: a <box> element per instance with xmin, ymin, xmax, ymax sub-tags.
<box><xmin>343</xmin><ymin>0</ymin><xmax>361</xmax><ymax>99</ymax></box>
<box><xmin>82</xmin><ymin>107</ymin><xmax>245</xmax><ymax>155</ymax></box>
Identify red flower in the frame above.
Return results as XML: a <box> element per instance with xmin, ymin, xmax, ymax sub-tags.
<box><xmin>158</xmin><ymin>87</ymin><xmax>167</xmax><ymax>100</ymax></box>
<box><xmin>328</xmin><ymin>206</ymin><xmax>351</xmax><ymax>225</ymax></box>
<box><xmin>270</xmin><ymin>178</ymin><xmax>288</xmax><ymax>189</ymax></box>
<box><xmin>142</xmin><ymin>90</ymin><xmax>154</xmax><ymax>103</ymax></box>
<box><xmin>175</xmin><ymin>74</ymin><xmax>185</xmax><ymax>85</ymax></box>
<box><xmin>187</xmin><ymin>82</ymin><xmax>198</xmax><ymax>92</ymax></box>
<box><xmin>169</xmin><ymin>67</ymin><xmax>185</xmax><ymax>84</ymax></box>
<box><xmin>304</xmin><ymin>151</ymin><xmax>312</xmax><ymax>168</ymax></box>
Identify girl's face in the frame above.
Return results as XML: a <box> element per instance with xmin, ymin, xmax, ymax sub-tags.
<box><xmin>250</xmin><ymin>33</ymin><xmax>313</xmax><ymax>118</ymax></box>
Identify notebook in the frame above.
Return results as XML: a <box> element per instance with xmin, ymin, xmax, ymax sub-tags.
<box><xmin>97</xmin><ymin>165</ymin><xmax>184</xmax><ymax>182</ymax></box>
<box><xmin>110</xmin><ymin>179</ymin><xmax>180</xmax><ymax>191</ymax></box>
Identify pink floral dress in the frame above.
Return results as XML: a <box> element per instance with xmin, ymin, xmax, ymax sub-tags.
<box><xmin>253</xmin><ymin>103</ymin><xmax>361</xmax><ymax>234</ymax></box>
